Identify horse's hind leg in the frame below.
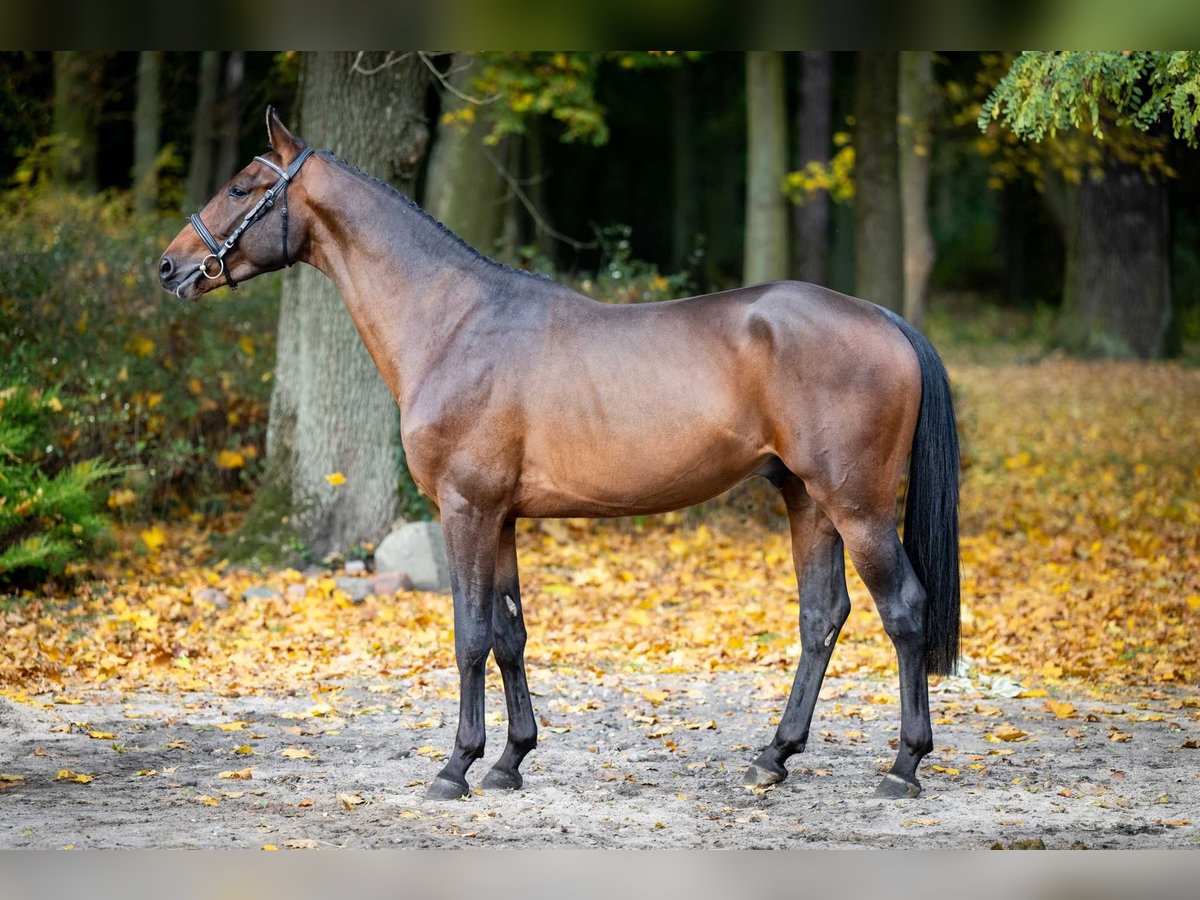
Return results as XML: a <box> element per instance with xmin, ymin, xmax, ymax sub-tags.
<box><xmin>745</xmin><ymin>475</ymin><xmax>850</xmax><ymax>786</ymax></box>
<box><xmin>481</xmin><ymin>520</ymin><xmax>538</xmax><ymax>790</ymax></box>
<box><xmin>834</xmin><ymin>514</ymin><xmax>932</xmax><ymax>798</ymax></box>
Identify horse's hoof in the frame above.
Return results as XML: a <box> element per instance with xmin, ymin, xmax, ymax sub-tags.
<box><xmin>742</xmin><ymin>762</ymin><xmax>786</xmax><ymax>787</ymax></box>
<box><xmin>873</xmin><ymin>773</ymin><xmax>921</xmax><ymax>799</ymax></box>
<box><xmin>481</xmin><ymin>767</ymin><xmax>523</xmax><ymax>791</ymax></box>
<box><xmin>425</xmin><ymin>776</ymin><xmax>469</xmax><ymax>801</ymax></box>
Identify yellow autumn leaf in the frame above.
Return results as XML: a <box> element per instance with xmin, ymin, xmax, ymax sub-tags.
<box><xmin>139</xmin><ymin>526</ymin><xmax>166</xmax><ymax>552</ymax></box>
<box><xmin>87</xmin><ymin>730</ymin><xmax>116</xmax><ymax>740</ymax></box>
<box><xmin>46</xmin><ymin>395</ymin><xmax>63</xmax><ymax>412</ymax></box>
<box><xmin>234</xmin><ymin>745</ymin><xmax>256</xmax><ymax>756</ymax></box>
<box><xmin>931</xmin><ymin>765</ymin><xmax>960</xmax><ymax>776</ymax></box>
<box><xmin>125</xmin><ymin>334</ymin><xmax>155</xmax><ymax>358</ymax></box>
<box><xmin>324</xmin><ymin>472</ymin><xmax>346</xmax><ymax>486</ymax></box>
<box><xmin>238</xmin><ymin>335</ymin><xmax>256</xmax><ymax>357</ymax></box>
<box><xmin>56</xmin><ymin>769</ymin><xmax>94</xmax><ymax>784</ymax></box>
<box><xmin>107</xmin><ymin>488</ymin><xmax>137</xmax><ymax>510</ymax></box>
<box><xmin>986</xmin><ymin>725</ymin><xmax>1029</xmax><ymax>743</ymax></box>
<box><xmin>339</xmin><ymin>792</ymin><xmax>365</xmax><ymax>809</ymax></box>
<box><xmin>215</xmin><ymin>449</ymin><xmax>245</xmax><ymax>470</ymax></box>
<box><xmin>1045</xmin><ymin>700</ymin><xmax>1077</xmax><ymax>720</ymax></box>
<box><xmin>194</xmin><ymin>795</ymin><xmax>219</xmax><ymax>807</ymax></box>
<box><xmin>280</xmin><ymin>746</ymin><xmax>316</xmax><ymax>759</ymax></box>
<box><xmin>216</xmin><ymin>721</ymin><xmax>251</xmax><ymax>732</ymax></box>
<box><xmin>218</xmin><ymin>767</ymin><xmax>254</xmax><ymax>780</ymax></box>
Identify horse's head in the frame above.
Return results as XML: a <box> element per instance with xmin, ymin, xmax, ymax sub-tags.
<box><xmin>159</xmin><ymin>107</ymin><xmax>314</xmax><ymax>300</ymax></box>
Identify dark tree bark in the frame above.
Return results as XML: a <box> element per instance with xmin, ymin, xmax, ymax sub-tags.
<box><xmin>743</xmin><ymin>51</ymin><xmax>789</xmax><ymax>285</ymax></box>
<box><xmin>898</xmin><ymin>50</ymin><xmax>934</xmax><ymax>328</ymax></box>
<box><xmin>184</xmin><ymin>51</ymin><xmax>221</xmax><ymax>211</ymax></box>
<box><xmin>215</xmin><ymin>51</ymin><xmax>246</xmax><ymax>187</ymax></box>
<box><xmin>255</xmin><ymin>51</ymin><xmax>431</xmax><ymax>559</ymax></box>
<box><xmin>52</xmin><ymin>51</ymin><xmax>103</xmax><ymax>192</ymax></box>
<box><xmin>853</xmin><ymin>51</ymin><xmax>903</xmax><ymax>312</ymax></box>
<box><xmin>425</xmin><ymin>53</ymin><xmax>507</xmax><ymax>254</ymax></box>
<box><xmin>671</xmin><ymin>64</ymin><xmax>698</xmax><ymax>272</ymax></box>
<box><xmin>1060</xmin><ymin>166</ymin><xmax>1171</xmax><ymax>358</ymax></box>
<box><xmin>133</xmin><ymin>51</ymin><xmax>162</xmax><ymax>213</ymax></box>
<box><xmin>794</xmin><ymin>51</ymin><xmax>832</xmax><ymax>285</ymax></box>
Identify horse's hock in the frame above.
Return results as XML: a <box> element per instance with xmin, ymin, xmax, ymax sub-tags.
<box><xmin>374</xmin><ymin>521</ymin><xmax>451</xmax><ymax>592</ymax></box>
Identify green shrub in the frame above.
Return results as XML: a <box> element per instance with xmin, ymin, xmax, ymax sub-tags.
<box><xmin>0</xmin><ymin>385</ymin><xmax>116</xmax><ymax>586</ymax></box>
<box><xmin>0</xmin><ymin>184</ymin><xmax>281</xmax><ymax>519</ymax></box>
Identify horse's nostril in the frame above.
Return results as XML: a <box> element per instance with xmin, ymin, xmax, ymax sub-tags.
<box><xmin>159</xmin><ymin>256</ymin><xmax>174</xmax><ymax>279</ymax></box>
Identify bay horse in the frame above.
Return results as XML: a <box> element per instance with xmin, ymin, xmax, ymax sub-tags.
<box><xmin>159</xmin><ymin>108</ymin><xmax>960</xmax><ymax>802</ymax></box>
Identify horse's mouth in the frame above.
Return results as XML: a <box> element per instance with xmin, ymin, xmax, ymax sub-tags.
<box><xmin>164</xmin><ymin>268</ymin><xmax>207</xmax><ymax>301</ymax></box>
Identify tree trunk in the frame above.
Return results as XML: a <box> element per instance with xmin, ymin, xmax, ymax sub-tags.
<box><xmin>215</xmin><ymin>51</ymin><xmax>246</xmax><ymax>187</ymax></box>
<box><xmin>853</xmin><ymin>51</ymin><xmax>903</xmax><ymax>312</ymax></box>
<box><xmin>184</xmin><ymin>51</ymin><xmax>221</xmax><ymax>211</ymax></box>
<box><xmin>133</xmin><ymin>51</ymin><xmax>162</xmax><ymax>212</ymax></box>
<box><xmin>898</xmin><ymin>51</ymin><xmax>934</xmax><ymax>328</ymax></box>
<box><xmin>256</xmin><ymin>51</ymin><xmax>430</xmax><ymax>559</ymax></box>
<box><xmin>1060</xmin><ymin>166</ymin><xmax>1171</xmax><ymax>358</ymax></box>
<box><xmin>52</xmin><ymin>51</ymin><xmax>102</xmax><ymax>192</ymax></box>
<box><xmin>794</xmin><ymin>51</ymin><xmax>832</xmax><ymax>285</ymax></box>
<box><xmin>671</xmin><ymin>64</ymin><xmax>698</xmax><ymax>272</ymax></box>
<box><xmin>424</xmin><ymin>53</ymin><xmax>506</xmax><ymax>254</ymax></box>
<box><xmin>743</xmin><ymin>51</ymin><xmax>789</xmax><ymax>285</ymax></box>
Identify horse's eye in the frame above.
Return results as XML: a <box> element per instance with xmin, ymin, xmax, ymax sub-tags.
<box><xmin>229</xmin><ymin>186</ymin><xmax>249</xmax><ymax>199</ymax></box>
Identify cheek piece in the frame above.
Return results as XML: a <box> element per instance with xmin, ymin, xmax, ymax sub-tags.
<box><xmin>186</xmin><ymin>146</ymin><xmax>316</xmax><ymax>291</ymax></box>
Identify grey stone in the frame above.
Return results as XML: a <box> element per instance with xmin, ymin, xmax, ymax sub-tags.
<box><xmin>285</xmin><ymin>583</ymin><xmax>308</xmax><ymax>600</ymax></box>
<box><xmin>241</xmin><ymin>585</ymin><xmax>282</xmax><ymax>602</ymax></box>
<box><xmin>373</xmin><ymin>521</ymin><xmax>450</xmax><ymax>593</ymax></box>
<box><xmin>193</xmin><ymin>587</ymin><xmax>229</xmax><ymax>609</ymax></box>
<box><xmin>344</xmin><ymin>559</ymin><xmax>367</xmax><ymax>575</ymax></box>
<box><xmin>335</xmin><ymin>577</ymin><xmax>373</xmax><ymax>604</ymax></box>
<box><xmin>371</xmin><ymin>571</ymin><xmax>413</xmax><ymax>597</ymax></box>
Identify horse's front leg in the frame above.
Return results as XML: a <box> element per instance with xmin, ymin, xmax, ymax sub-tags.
<box><xmin>426</xmin><ymin>499</ymin><xmax>505</xmax><ymax>800</ymax></box>
<box><xmin>481</xmin><ymin>520</ymin><xmax>538</xmax><ymax>790</ymax></box>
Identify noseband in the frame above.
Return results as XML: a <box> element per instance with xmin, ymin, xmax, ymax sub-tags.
<box><xmin>187</xmin><ymin>146</ymin><xmax>316</xmax><ymax>291</ymax></box>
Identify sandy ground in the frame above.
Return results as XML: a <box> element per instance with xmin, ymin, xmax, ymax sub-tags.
<box><xmin>2</xmin><ymin>669</ymin><xmax>1198</xmax><ymax>849</ymax></box>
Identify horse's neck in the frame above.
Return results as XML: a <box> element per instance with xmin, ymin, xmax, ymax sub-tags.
<box><xmin>300</xmin><ymin>160</ymin><xmax>489</xmax><ymax>408</ymax></box>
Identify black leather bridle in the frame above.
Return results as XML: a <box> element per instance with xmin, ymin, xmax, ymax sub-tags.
<box><xmin>187</xmin><ymin>146</ymin><xmax>316</xmax><ymax>291</ymax></box>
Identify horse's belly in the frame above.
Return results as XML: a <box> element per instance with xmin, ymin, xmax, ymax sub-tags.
<box><xmin>513</xmin><ymin>427</ymin><xmax>768</xmax><ymax>518</ymax></box>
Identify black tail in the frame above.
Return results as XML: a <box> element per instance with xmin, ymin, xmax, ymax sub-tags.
<box><xmin>881</xmin><ymin>309</ymin><xmax>961</xmax><ymax>676</ymax></box>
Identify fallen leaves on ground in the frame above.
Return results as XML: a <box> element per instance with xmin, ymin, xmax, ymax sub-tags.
<box><xmin>0</xmin><ymin>360</ymin><xmax>1197</xmax><ymax>705</ymax></box>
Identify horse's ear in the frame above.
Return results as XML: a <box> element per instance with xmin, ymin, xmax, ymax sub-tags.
<box><xmin>265</xmin><ymin>105</ymin><xmax>304</xmax><ymax>164</ymax></box>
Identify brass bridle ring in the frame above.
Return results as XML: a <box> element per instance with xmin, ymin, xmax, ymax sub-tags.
<box><xmin>199</xmin><ymin>254</ymin><xmax>225</xmax><ymax>280</ymax></box>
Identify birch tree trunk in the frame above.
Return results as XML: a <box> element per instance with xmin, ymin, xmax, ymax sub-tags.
<box><xmin>794</xmin><ymin>51</ymin><xmax>832</xmax><ymax>285</ymax></box>
<box><xmin>853</xmin><ymin>51</ymin><xmax>903</xmax><ymax>312</ymax></box>
<box><xmin>424</xmin><ymin>53</ymin><xmax>507</xmax><ymax>254</ymax></box>
<box><xmin>133</xmin><ymin>51</ymin><xmax>161</xmax><ymax>212</ymax></box>
<box><xmin>183</xmin><ymin>51</ymin><xmax>221</xmax><ymax>211</ymax></box>
<box><xmin>898</xmin><ymin>50</ymin><xmax>934</xmax><ymax>328</ymax></box>
<box><xmin>743</xmin><ymin>51</ymin><xmax>788</xmax><ymax>285</ymax></box>
<box><xmin>215</xmin><ymin>51</ymin><xmax>246</xmax><ymax>187</ymax></box>
<box><xmin>52</xmin><ymin>51</ymin><xmax>102</xmax><ymax>192</ymax></box>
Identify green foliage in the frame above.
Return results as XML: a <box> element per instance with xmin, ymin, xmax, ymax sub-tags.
<box><xmin>981</xmin><ymin>51</ymin><xmax>1200</xmax><ymax>147</ymax></box>
<box><xmin>784</xmin><ymin>129</ymin><xmax>856</xmax><ymax>206</ymax></box>
<box><xmin>462</xmin><ymin>51</ymin><xmax>692</xmax><ymax>148</ymax></box>
<box><xmin>948</xmin><ymin>53</ymin><xmax>1176</xmax><ymax>192</ymax></box>
<box><xmin>574</xmin><ymin>224</ymin><xmax>697</xmax><ymax>304</ymax></box>
<box><xmin>0</xmin><ymin>385</ymin><xmax>116</xmax><ymax>586</ymax></box>
<box><xmin>0</xmin><ymin>178</ymin><xmax>280</xmax><ymax>521</ymax></box>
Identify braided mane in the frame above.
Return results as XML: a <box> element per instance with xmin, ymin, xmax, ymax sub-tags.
<box><xmin>319</xmin><ymin>151</ymin><xmax>552</xmax><ymax>285</ymax></box>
